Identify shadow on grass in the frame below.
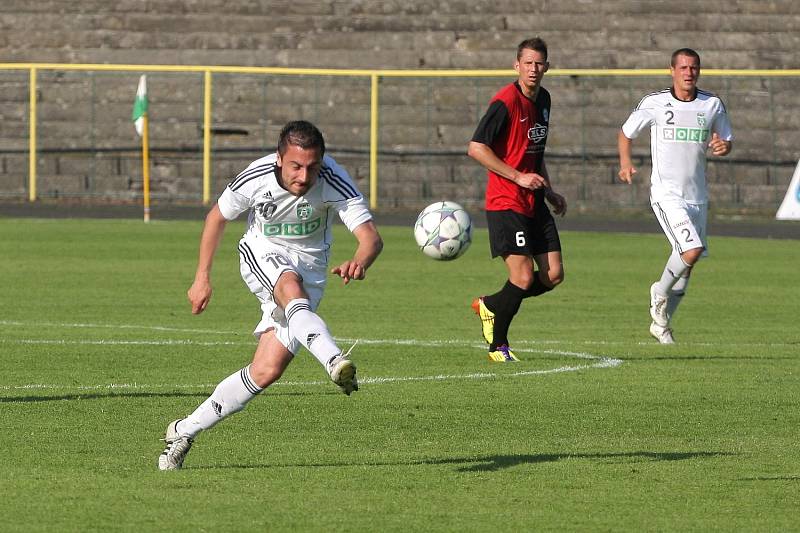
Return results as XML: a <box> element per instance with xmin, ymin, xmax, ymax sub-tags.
<box><xmin>437</xmin><ymin>451</ymin><xmax>733</xmax><ymax>472</ymax></box>
<box><xmin>739</xmin><ymin>475</ymin><xmax>800</xmax><ymax>482</ymax></box>
<box><xmin>0</xmin><ymin>390</ymin><xmax>322</xmax><ymax>402</ymax></box>
<box><xmin>192</xmin><ymin>450</ymin><xmax>732</xmax><ymax>472</ymax></box>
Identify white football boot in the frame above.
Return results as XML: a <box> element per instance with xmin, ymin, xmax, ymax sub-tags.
<box><xmin>649</xmin><ymin>321</ymin><xmax>675</xmax><ymax>345</ymax></box>
<box><xmin>328</xmin><ymin>354</ymin><xmax>358</xmax><ymax>396</ymax></box>
<box><xmin>158</xmin><ymin>419</ymin><xmax>194</xmax><ymax>471</ymax></box>
<box><xmin>649</xmin><ymin>282</ymin><xmax>669</xmax><ymax>327</ymax></box>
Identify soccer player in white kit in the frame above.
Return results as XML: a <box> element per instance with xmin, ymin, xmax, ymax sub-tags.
<box><xmin>158</xmin><ymin>121</ymin><xmax>383</xmax><ymax>470</ymax></box>
<box><xmin>618</xmin><ymin>48</ymin><xmax>733</xmax><ymax>344</ymax></box>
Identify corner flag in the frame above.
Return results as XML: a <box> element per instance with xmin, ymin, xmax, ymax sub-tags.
<box><xmin>776</xmin><ymin>159</ymin><xmax>800</xmax><ymax>220</ymax></box>
<box><xmin>132</xmin><ymin>75</ymin><xmax>148</xmax><ymax>136</ymax></box>
<box><xmin>132</xmin><ymin>74</ymin><xmax>151</xmax><ymax>222</ymax></box>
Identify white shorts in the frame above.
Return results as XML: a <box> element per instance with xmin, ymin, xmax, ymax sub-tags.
<box><xmin>651</xmin><ymin>199</ymin><xmax>708</xmax><ymax>257</ymax></box>
<box><xmin>237</xmin><ymin>236</ymin><xmax>327</xmax><ymax>355</ymax></box>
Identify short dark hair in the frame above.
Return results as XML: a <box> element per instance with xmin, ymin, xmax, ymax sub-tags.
<box><xmin>517</xmin><ymin>37</ymin><xmax>548</xmax><ymax>61</ymax></box>
<box><xmin>671</xmin><ymin>48</ymin><xmax>701</xmax><ymax>67</ymax></box>
<box><xmin>278</xmin><ymin>120</ymin><xmax>325</xmax><ymax>156</ymax></box>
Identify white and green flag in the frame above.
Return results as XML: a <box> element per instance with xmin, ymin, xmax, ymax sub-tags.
<box><xmin>776</xmin><ymin>159</ymin><xmax>800</xmax><ymax>220</ymax></box>
<box><xmin>131</xmin><ymin>74</ymin><xmax>148</xmax><ymax>137</ymax></box>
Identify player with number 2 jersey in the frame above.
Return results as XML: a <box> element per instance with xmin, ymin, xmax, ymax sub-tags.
<box><xmin>618</xmin><ymin>48</ymin><xmax>733</xmax><ymax>344</ymax></box>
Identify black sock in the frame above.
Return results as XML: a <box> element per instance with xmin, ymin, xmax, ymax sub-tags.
<box><xmin>483</xmin><ymin>280</ymin><xmax>527</xmax><ymax>350</ymax></box>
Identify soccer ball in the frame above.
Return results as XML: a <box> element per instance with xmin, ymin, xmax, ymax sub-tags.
<box><xmin>413</xmin><ymin>201</ymin><xmax>472</xmax><ymax>260</ymax></box>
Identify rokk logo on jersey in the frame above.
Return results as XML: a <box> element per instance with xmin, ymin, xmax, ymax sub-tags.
<box><xmin>527</xmin><ymin>123</ymin><xmax>548</xmax><ymax>143</ymax></box>
<box><xmin>662</xmin><ymin>128</ymin><xmax>709</xmax><ymax>143</ymax></box>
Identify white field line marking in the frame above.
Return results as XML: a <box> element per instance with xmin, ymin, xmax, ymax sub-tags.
<box><xmin>2</xmin><ymin>339</ymin><xmax>246</xmax><ymax>346</ymax></box>
<box><xmin>2</xmin><ymin>356</ymin><xmax>621</xmax><ymax>393</ymax></box>
<box><xmin>0</xmin><ymin>319</ymin><xmax>234</xmax><ymax>335</ymax></box>
<box><xmin>1</xmin><ymin>336</ymin><xmax>621</xmax><ymax>367</ymax></box>
<box><xmin>0</xmin><ymin>319</ymin><xmax>793</xmax><ymax>348</ymax></box>
<box><xmin>0</xmin><ymin>338</ymin><xmax>623</xmax><ymax>392</ymax></box>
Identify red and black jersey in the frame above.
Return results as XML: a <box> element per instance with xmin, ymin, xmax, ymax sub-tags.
<box><xmin>472</xmin><ymin>82</ymin><xmax>551</xmax><ymax>216</ymax></box>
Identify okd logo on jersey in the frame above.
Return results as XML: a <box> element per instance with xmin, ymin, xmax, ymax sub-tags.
<box><xmin>527</xmin><ymin>123</ymin><xmax>548</xmax><ymax>143</ymax></box>
<box><xmin>262</xmin><ymin>218</ymin><xmax>321</xmax><ymax>237</ymax></box>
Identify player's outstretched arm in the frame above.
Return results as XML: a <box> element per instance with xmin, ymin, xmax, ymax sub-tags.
<box><xmin>617</xmin><ymin>130</ymin><xmax>637</xmax><ymax>184</ymax></box>
<box><xmin>188</xmin><ymin>204</ymin><xmax>228</xmax><ymax>314</ymax></box>
<box><xmin>331</xmin><ymin>220</ymin><xmax>383</xmax><ymax>285</ymax></box>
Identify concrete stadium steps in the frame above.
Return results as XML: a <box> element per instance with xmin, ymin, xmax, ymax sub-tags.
<box><xmin>2</xmin><ymin>0</ymin><xmax>800</xmax><ymax>69</ymax></box>
<box><xmin>2</xmin><ymin>151</ymin><xmax>793</xmax><ymax>209</ymax></box>
<box><xmin>1</xmin><ymin>1</ymin><xmax>799</xmax><ymax>209</ymax></box>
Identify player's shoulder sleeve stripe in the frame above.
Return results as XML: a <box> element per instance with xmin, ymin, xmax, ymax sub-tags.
<box><xmin>320</xmin><ymin>164</ymin><xmax>359</xmax><ymax>200</ymax></box>
<box><xmin>697</xmin><ymin>89</ymin><xmax>728</xmax><ymax>112</ymax></box>
<box><xmin>634</xmin><ymin>88</ymin><xmax>670</xmax><ymax>110</ymax></box>
<box><xmin>228</xmin><ymin>163</ymin><xmax>276</xmax><ymax>192</ymax></box>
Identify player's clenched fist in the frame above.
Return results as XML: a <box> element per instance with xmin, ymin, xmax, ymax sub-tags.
<box><xmin>618</xmin><ymin>165</ymin><xmax>637</xmax><ymax>184</ymax></box>
<box><xmin>187</xmin><ymin>279</ymin><xmax>212</xmax><ymax>314</ymax></box>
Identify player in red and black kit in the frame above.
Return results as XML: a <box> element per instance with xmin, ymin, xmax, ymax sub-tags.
<box><xmin>467</xmin><ymin>37</ymin><xmax>567</xmax><ymax>362</ymax></box>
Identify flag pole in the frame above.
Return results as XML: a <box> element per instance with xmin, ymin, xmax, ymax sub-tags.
<box><xmin>132</xmin><ymin>74</ymin><xmax>150</xmax><ymax>223</ymax></box>
<box><xmin>142</xmin><ymin>112</ymin><xmax>151</xmax><ymax>223</ymax></box>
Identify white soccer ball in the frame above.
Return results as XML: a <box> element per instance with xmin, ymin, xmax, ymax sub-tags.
<box><xmin>413</xmin><ymin>201</ymin><xmax>473</xmax><ymax>260</ymax></box>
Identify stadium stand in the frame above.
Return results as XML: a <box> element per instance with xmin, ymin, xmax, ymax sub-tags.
<box><xmin>1</xmin><ymin>1</ymin><xmax>798</xmax><ymax>212</ymax></box>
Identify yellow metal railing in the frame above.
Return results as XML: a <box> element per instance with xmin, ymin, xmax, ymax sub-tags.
<box><xmin>3</xmin><ymin>62</ymin><xmax>800</xmax><ymax>208</ymax></box>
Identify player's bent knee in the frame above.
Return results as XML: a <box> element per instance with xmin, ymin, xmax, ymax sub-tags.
<box><xmin>681</xmin><ymin>247</ymin><xmax>704</xmax><ymax>265</ymax></box>
<box><xmin>542</xmin><ymin>267</ymin><xmax>564</xmax><ymax>287</ymax></box>
<box><xmin>512</xmin><ymin>275</ymin><xmax>535</xmax><ymax>291</ymax></box>
<box><xmin>248</xmin><ymin>364</ymin><xmax>285</xmax><ymax>389</ymax></box>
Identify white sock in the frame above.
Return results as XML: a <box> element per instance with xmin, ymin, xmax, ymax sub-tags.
<box><xmin>177</xmin><ymin>365</ymin><xmax>263</xmax><ymax>439</ymax></box>
<box><xmin>666</xmin><ymin>274</ymin><xmax>691</xmax><ymax>320</ymax></box>
<box><xmin>285</xmin><ymin>298</ymin><xmax>341</xmax><ymax>368</ymax></box>
<box><xmin>655</xmin><ymin>252</ymin><xmax>691</xmax><ymax>296</ymax></box>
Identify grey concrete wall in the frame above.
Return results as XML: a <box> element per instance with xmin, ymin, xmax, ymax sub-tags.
<box><xmin>1</xmin><ymin>1</ymin><xmax>799</xmax><ymax>212</ymax></box>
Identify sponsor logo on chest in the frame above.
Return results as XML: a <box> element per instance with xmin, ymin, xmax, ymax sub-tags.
<box><xmin>662</xmin><ymin>127</ymin><xmax>709</xmax><ymax>143</ymax></box>
<box><xmin>527</xmin><ymin>123</ymin><xmax>548</xmax><ymax>143</ymax></box>
<box><xmin>262</xmin><ymin>218</ymin><xmax>322</xmax><ymax>237</ymax></box>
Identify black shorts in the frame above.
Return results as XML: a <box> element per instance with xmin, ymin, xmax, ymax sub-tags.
<box><xmin>486</xmin><ymin>209</ymin><xmax>561</xmax><ymax>258</ymax></box>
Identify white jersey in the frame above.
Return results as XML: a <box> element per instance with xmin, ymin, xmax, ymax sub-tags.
<box><xmin>217</xmin><ymin>153</ymin><xmax>373</xmax><ymax>267</ymax></box>
<box><xmin>622</xmin><ymin>88</ymin><xmax>733</xmax><ymax>204</ymax></box>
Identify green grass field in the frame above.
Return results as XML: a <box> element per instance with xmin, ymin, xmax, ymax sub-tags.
<box><xmin>1</xmin><ymin>216</ymin><xmax>798</xmax><ymax>531</ymax></box>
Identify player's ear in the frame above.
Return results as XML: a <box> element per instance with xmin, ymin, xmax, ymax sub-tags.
<box><xmin>543</xmin><ymin>61</ymin><xmax>550</xmax><ymax>73</ymax></box>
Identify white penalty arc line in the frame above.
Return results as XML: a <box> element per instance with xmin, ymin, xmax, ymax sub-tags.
<box><xmin>0</xmin><ymin>337</ymin><xmax>621</xmax><ymax>367</ymax></box>
<box><xmin>2</xmin><ymin>356</ymin><xmax>622</xmax><ymax>393</ymax></box>
<box><xmin>0</xmin><ymin>337</ymin><xmax>623</xmax><ymax>392</ymax></box>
